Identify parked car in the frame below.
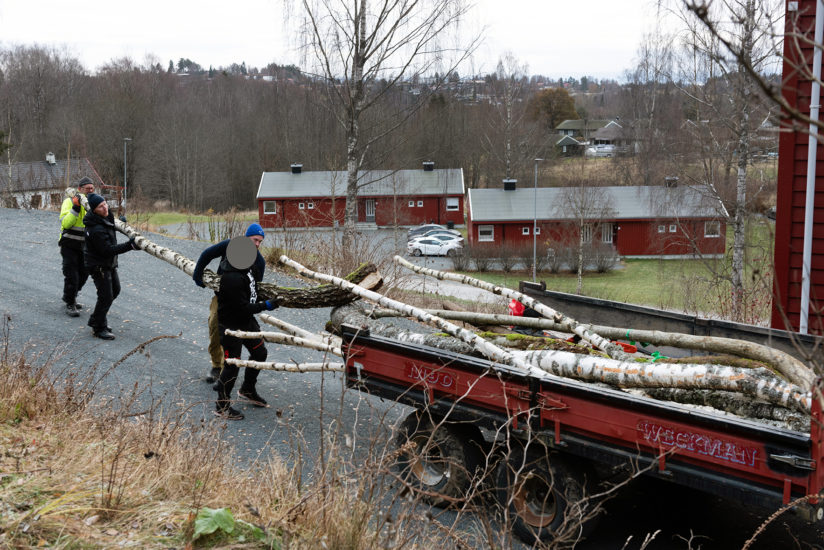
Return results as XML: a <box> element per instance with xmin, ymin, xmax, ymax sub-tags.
<box><xmin>407</xmin><ymin>223</ymin><xmax>460</xmax><ymax>240</ymax></box>
<box><xmin>418</xmin><ymin>230</ymin><xmax>465</xmax><ymax>244</ymax></box>
<box><xmin>407</xmin><ymin>237</ymin><xmax>464</xmax><ymax>257</ymax></box>
<box><xmin>585</xmin><ymin>144</ymin><xmax>616</xmax><ymax>158</ymax></box>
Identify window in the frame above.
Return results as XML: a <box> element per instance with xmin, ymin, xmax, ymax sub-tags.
<box><xmin>446</xmin><ymin>197</ymin><xmax>459</xmax><ymax>211</ymax></box>
<box><xmin>298</xmin><ymin>202</ymin><xmax>305</xmax><ymax>210</ymax></box>
<box><xmin>601</xmin><ymin>223</ymin><xmax>613</xmax><ymax>243</ymax></box>
<box><xmin>658</xmin><ymin>225</ymin><xmax>666</xmax><ymax>233</ymax></box>
<box><xmin>408</xmin><ymin>200</ymin><xmax>415</xmax><ymax>207</ymax></box>
<box><xmin>263</xmin><ymin>201</ymin><xmax>276</xmax><ymax>214</ymax></box>
<box><xmin>522</xmin><ymin>226</ymin><xmax>530</xmax><ymax>235</ymax></box>
<box><xmin>535</xmin><ymin>227</ymin><xmax>541</xmax><ymax>235</ymax></box>
<box><xmin>417</xmin><ymin>200</ymin><xmax>424</xmax><ymax>207</ymax></box>
<box><xmin>307</xmin><ymin>202</ymin><xmax>315</xmax><ymax>209</ymax></box>
<box><xmin>478</xmin><ymin>225</ymin><xmax>494</xmax><ymax>242</ymax></box>
<box><xmin>581</xmin><ymin>224</ymin><xmax>592</xmax><ymax>243</ymax></box>
<box><xmin>669</xmin><ymin>224</ymin><xmax>677</xmax><ymax>233</ymax></box>
<box><xmin>705</xmin><ymin>220</ymin><xmax>721</xmax><ymax>238</ymax></box>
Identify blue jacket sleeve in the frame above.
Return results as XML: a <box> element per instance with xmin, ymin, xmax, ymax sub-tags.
<box><xmin>193</xmin><ymin>240</ymin><xmax>229</xmax><ymax>280</ymax></box>
<box><xmin>253</xmin><ymin>252</ymin><xmax>266</xmax><ymax>282</ymax></box>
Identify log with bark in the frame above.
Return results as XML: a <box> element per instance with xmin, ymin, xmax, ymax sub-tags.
<box><xmin>72</xmin><ymin>188</ymin><xmax>382</xmax><ymax>308</ymax></box>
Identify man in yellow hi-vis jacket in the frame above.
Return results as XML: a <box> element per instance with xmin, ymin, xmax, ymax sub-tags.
<box><xmin>58</xmin><ymin>177</ymin><xmax>95</xmax><ymax>317</ymax></box>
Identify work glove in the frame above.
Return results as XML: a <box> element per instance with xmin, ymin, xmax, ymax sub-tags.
<box><xmin>71</xmin><ymin>194</ymin><xmax>81</xmax><ymax>212</ymax></box>
<box><xmin>128</xmin><ymin>237</ymin><xmax>139</xmax><ymax>250</ymax></box>
<box><xmin>264</xmin><ymin>299</ymin><xmax>279</xmax><ymax>311</ymax></box>
<box><xmin>193</xmin><ymin>272</ymin><xmax>205</xmax><ymax>288</ymax></box>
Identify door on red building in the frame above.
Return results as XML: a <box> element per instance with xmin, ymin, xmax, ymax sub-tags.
<box><xmin>365</xmin><ymin>199</ymin><xmax>376</xmax><ymax>223</ymax></box>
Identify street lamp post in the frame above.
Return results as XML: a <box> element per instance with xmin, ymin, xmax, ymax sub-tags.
<box><xmin>123</xmin><ymin>138</ymin><xmax>132</xmax><ymax>211</ymax></box>
<box><xmin>533</xmin><ymin>158</ymin><xmax>544</xmax><ymax>282</ymax></box>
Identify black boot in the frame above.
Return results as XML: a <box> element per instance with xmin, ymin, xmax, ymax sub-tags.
<box><xmin>65</xmin><ymin>303</ymin><xmax>80</xmax><ymax>318</ymax></box>
<box><xmin>204</xmin><ymin>366</ymin><xmax>221</xmax><ymax>384</ymax></box>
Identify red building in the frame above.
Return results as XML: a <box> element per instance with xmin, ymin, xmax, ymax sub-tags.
<box><xmin>772</xmin><ymin>0</ymin><xmax>824</xmax><ymax>334</ymax></box>
<box><xmin>256</xmin><ymin>163</ymin><xmax>465</xmax><ymax>229</ymax></box>
<box><xmin>466</xmin><ymin>182</ymin><xmax>726</xmax><ymax>258</ymax></box>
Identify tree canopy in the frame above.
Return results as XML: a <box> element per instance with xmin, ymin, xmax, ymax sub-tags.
<box><xmin>527</xmin><ymin>87</ymin><xmax>579</xmax><ymax>130</ymax></box>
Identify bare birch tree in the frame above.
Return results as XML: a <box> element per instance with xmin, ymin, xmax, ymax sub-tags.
<box><xmin>287</xmin><ymin>0</ymin><xmax>479</xmax><ymax>252</ymax></box>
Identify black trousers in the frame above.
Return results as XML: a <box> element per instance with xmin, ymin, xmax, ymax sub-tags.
<box><xmin>61</xmin><ymin>246</ymin><xmax>88</xmax><ymax>305</ymax></box>
<box><xmin>216</xmin><ymin>318</ymin><xmax>267</xmax><ymax>407</ymax></box>
<box><xmin>88</xmin><ymin>267</ymin><xmax>120</xmax><ymax>332</ymax></box>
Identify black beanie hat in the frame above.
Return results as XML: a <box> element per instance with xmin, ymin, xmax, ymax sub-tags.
<box><xmin>76</xmin><ymin>176</ymin><xmax>94</xmax><ymax>188</ymax></box>
<box><xmin>87</xmin><ymin>193</ymin><xmax>105</xmax><ymax>211</ymax></box>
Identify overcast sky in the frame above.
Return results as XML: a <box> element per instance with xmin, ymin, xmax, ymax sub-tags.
<box><xmin>0</xmin><ymin>1</ymin><xmax>661</xmax><ymax>79</ymax></box>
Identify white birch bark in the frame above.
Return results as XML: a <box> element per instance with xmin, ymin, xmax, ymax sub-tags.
<box><xmin>394</xmin><ymin>255</ymin><xmax>631</xmax><ymax>361</ymax></box>
<box><xmin>224</xmin><ymin>329</ymin><xmax>342</xmax><ymax>356</ymax></box>
<box><xmin>280</xmin><ymin>255</ymin><xmax>547</xmax><ymax>377</ymax></box>
<box><xmin>259</xmin><ymin>313</ymin><xmax>343</xmax><ymax>348</ymax></box>
<box><xmin>224</xmin><ymin>358</ymin><xmax>345</xmax><ymax>373</ymax></box>
<box><xmin>368</xmin><ymin>308</ymin><xmax>814</xmax><ymax>389</ymax></box>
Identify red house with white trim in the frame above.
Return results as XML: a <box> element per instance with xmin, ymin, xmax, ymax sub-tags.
<box><xmin>466</xmin><ymin>181</ymin><xmax>726</xmax><ymax>258</ymax></box>
<box><xmin>256</xmin><ymin>163</ymin><xmax>465</xmax><ymax>229</ymax></box>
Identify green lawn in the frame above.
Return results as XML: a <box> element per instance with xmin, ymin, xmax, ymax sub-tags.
<box><xmin>145</xmin><ymin>211</ymin><xmax>258</xmax><ymax>226</ymax></box>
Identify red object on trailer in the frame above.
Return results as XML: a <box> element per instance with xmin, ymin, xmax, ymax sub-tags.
<box><xmin>772</xmin><ymin>0</ymin><xmax>824</xmax><ymax>334</ymax></box>
<box><xmin>341</xmin><ymin>324</ymin><xmax>824</xmax><ymax>544</ymax></box>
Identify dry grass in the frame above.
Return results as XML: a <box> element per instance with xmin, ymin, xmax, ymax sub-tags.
<box><xmin>0</xmin><ymin>321</ymin><xmax>455</xmax><ymax>549</ymax></box>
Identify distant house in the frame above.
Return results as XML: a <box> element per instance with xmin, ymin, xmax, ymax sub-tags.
<box><xmin>556</xmin><ymin>119</ymin><xmax>620</xmax><ymax>137</ymax></box>
<box><xmin>466</xmin><ymin>181</ymin><xmax>726</xmax><ymax>258</ymax></box>
<box><xmin>1</xmin><ymin>154</ymin><xmax>107</xmax><ymax>210</ymax></box>
<box><xmin>555</xmin><ymin>119</ymin><xmax>624</xmax><ymax>156</ymax></box>
<box><xmin>256</xmin><ymin>162</ymin><xmax>465</xmax><ymax>229</ymax></box>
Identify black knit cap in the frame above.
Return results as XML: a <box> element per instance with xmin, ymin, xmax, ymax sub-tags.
<box><xmin>76</xmin><ymin>176</ymin><xmax>94</xmax><ymax>188</ymax></box>
<box><xmin>87</xmin><ymin>193</ymin><xmax>105</xmax><ymax>211</ymax></box>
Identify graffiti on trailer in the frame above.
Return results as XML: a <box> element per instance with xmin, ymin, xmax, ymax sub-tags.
<box><xmin>637</xmin><ymin>420</ymin><xmax>758</xmax><ymax>467</ymax></box>
<box><xmin>406</xmin><ymin>363</ymin><xmax>456</xmax><ymax>390</ymax></box>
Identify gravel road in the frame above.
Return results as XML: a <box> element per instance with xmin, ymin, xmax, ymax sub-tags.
<box><xmin>2</xmin><ymin>206</ymin><xmax>822</xmax><ymax>549</ymax></box>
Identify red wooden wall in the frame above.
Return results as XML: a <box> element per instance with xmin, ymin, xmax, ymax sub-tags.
<box><xmin>772</xmin><ymin>0</ymin><xmax>824</xmax><ymax>333</ymax></box>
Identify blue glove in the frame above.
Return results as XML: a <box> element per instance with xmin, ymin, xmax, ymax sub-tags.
<box><xmin>119</xmin><ymin>215</ymin><xmax>127</xmax><ymax>223</ymax></box>
<box><xmin>264</xmin><ymin>299</ymin><xmax>278</xmax><ymax>311</ymax></box>
<box><xmin>193</xmin><ymin>272</ymin><xmax>205</xmax><ymax>288</ymax></box>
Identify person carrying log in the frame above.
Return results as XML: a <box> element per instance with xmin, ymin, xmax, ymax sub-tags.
<box><xmin>193</xmin><ymin>223</ymin><xmax>267</xmax><ymax>384</ymax></box>
<box><xmin>58</xmin><ymin>177</ymin><xmax>95</xmax><ymax>317</ymax></box>
<box><xmin>213</xmin><ymin>236</ymin><xmax>278</xmax><ymax>420</ymax></box>
<box><xmin>83</xmin><ymin>193</ymin><xmax>139</xmax><ymax>340</ymax></box>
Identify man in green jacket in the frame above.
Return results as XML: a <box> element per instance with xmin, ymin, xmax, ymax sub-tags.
<box><xmin>58</xmin><ymin>176</ymin><xmax>95</xmax><ymax>317</ymax></box>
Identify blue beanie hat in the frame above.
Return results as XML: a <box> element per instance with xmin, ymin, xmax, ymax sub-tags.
<box><xmin>245</xmin><ymin>223</ymin><xmax>264</xmax><ymax>238</ymax></box>
<box><xmin>87</xmin><ymin>193</ymin><xmax>105</xmax><ymax>211</ymax></box>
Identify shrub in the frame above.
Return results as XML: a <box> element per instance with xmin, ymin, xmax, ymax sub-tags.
<box><xmin>591</xmin><ymin>243</ymin><xmax>619</xmax><ymax>273</ymax></box>
<box><xmin>497</xmin><ymin>245</ymin><xmax>518</xmax><ymax>273</ymax></box>
<box><xmin>450</xmin><ymin>247</ymin><xmax>471</xmax><ymax>270</ymax></box>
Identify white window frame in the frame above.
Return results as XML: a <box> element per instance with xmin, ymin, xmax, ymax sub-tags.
<box><xmin>522</xmin><ymin>226</ymin><xmax>530</xmax><ymax>235</ymax></box>
<box><xmin>535</xmin><ymin>226</ymin><xmax>541</xmax><ymax>235</ymax></box>
<box><xmin>601</xmin><ymin>223</ymin><xmax>613</xmax><ymax>243</ymax></box>
<box><xmin>705</xmin><ymin>220</ymin><xmax>721</xmax><ymax>238</ymax></box>
<box><xmin>658</xmin><ymin>224</ymin><xmax>666</xmax><ymax>233</ymax></box>
<box><xmin>298</xmin><ymin>202</ymin><xmax>305</xmax><ymax>210</ymax></box>
<box><xmin>669</xmin><ymin>224</ymin><xmax>677</xmax><ymax>233</ymax></box>
<box><xmin>263</xmin><ymin>201</ymin><xmax>276</xmax><ymax>214</ymax></box>
<box><xmin>446</xmin><ymin>197</ymin><xmax>459</xmax><ymax>211</ymax></box>
<box><xmin>478</xmin><ymin>225</ymin><xmax>494</xmax><ymax>242</ymax></box>
<box><xmin>581</xmin><ymin>224</ymin><xmax>592</xmax><ymax>244</ymax></box>
<box><xmin>307</xmin><ymin>201</ymin><xmax>315</xmax><ymax>210</ymax></box>
<box><xmin>408</xmin><ymin>200</ymin><xmax>415</xmax><ymax>207</ymax></box>
<box><xmin>417</xmin><ymin>200</ymin><xmax>424</xmax><ymax>207</ymax></box>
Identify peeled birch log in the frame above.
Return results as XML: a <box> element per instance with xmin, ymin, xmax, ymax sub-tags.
<box><xmin>279</xmin><ymin>255</ymin><xmax>549</xmax><ymax>378</ymax></box>
<box><xmin>224</xmin><ymin>329</ymin><xmax>342</xmax><ymax>356</ymax></box>
<box><xmin>224</xmin><ymin>358</ymin><xmax>344</xmax><ymax>373</ymax></box>
<box><xmin>370</xmin><ymin>308</ymin><xmax>813</xmax><ymax>389</ymax></box>
<box><xmin>394</xmin><ymin>255</ymin><xmax>631</xmax><ymax>361</ymax></box>
<box><xmin>519</xmin><ymin>348</ymin><xmax>812</xmax><ymax>413</ymax></box>
<box><xmin>72</xmin><ymin>189</ymin><xmax>381</xmax><ymax>308</ymax></box>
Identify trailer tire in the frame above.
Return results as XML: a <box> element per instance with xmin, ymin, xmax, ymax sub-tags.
<box><xmin>394</xmin><ymin>411</ymin><xmax>483</xmax><ymax>507</ymax></box>
<box><xmin>496</xmin><ymin>447</ymin><xmax>590</xmax><ymax>545</ymax></box>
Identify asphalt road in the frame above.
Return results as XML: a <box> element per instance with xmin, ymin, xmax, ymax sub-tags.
<box><xmin>2</xmin><ymin>207</ymin><xmax>823</xmax><ymax>549</ymax></box>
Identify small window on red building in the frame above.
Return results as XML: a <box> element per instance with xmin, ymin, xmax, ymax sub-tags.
<box><xmin>308</xmin><ymin>202</ymin><xmax>314</xmax><ymax>209</ymax></box>
<box><xmin>669</xmin><ymin>224</ymin><xmax>677</xmax><ymax>233</ymax></box>
<box><xmin>417</xmin><ymin>200</ymin><xmax>424</xmax><ymax>207</ymax></box>
<box><xmin>658</xmin><ymin>225</ymin><xmax>666</xmax><ymax>233</ymax></box>
<box><xmin>408</xmin><ymin>200</ymin><xmax>414</xmax><ymax>207</ymax></box>
<box><xmin>263</xmin><ymin>201</ymin><xmax>276</xmax><ymax>214</ymax></box>
<box><xmin>299</xmin><ymin>202</ymin><xmax>305</xmax><ymax>210</ymax></box>
<box><xmin>705</xmin><ymin>220</ymin><xmax>720</xmax><ymax>238</ymax></box>
<box><xmin>522</xmin><ymin>226</ymin><xmax>530</xmax><ymax>235</ymax></box>
<box><xmin>446</xmin><ymin>197</ymin><xmax>459</xmax><ymax>211</ymax></box>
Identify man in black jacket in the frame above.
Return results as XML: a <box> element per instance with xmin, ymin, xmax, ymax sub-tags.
<box><xmin>214</xmin><ymin>236</ymin><xmax>278</xmax><ymax>420</ymax></box>
<box><xmin>83</xmin><ymin>193</ymin><xmax>138</xmax><ymax>340</ymax></box>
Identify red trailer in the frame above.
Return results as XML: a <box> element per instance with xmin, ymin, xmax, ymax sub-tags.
<box><xmin>340</xmin><ymin>325</ymin><xmax>824</xmax><ymax>545</ymax></box>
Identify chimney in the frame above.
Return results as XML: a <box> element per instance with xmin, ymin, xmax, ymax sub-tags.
<box><xmin>422</xmin><ymin>161</ymin><xmax>435</xmax><ymax>171</ymax></box>
<box><xmin>291</xmin><ymin>163</ymin><xmax>303</xmax><ymax>174</ymax></box>
<box><xmin>664</xmin><ymin>176</ymin><xmax>678</xmax><ymax>188</ymax></box>
<box><xmin>46</xmin><ymin>152</ymin><xmax>56</xmax><ymax>165</ymax></box>
<box><xmin>503</xmin><ymin>178</ymin><xmax>517</xmax><ymax>191</ymax></box>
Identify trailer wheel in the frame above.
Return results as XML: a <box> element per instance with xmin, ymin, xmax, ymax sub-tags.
<box><xmin>496</xmin><ymin>448</ymin><xmax>589</xmax><ymax>545</ymax></box>
<box><xmin>394</xmin><ymin>411</ymin><xmax>483</xmax><ymax>506</ymax></box>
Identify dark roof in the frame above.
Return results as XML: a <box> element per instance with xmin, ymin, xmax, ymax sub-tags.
<box><xmin>591</xmin><ymin>125</ymin><xmax>626</xmax><ymax>140</ymax></box>
<box><xmin>556</xmin><ymin>135</ymin><xmax>583</xmax><ymax>146</ymax></box>
<box><xmin>468</xmin><ymin>185</ymin><xmax>724</xmax><ymax>222</ymax></box>
<box><xmin>1</xmin><ymin>157</ymin><xmax>104</xmax><ymax>193</ymax></box>
<box><xmin>257</xmin><ymin>168</ymin><xmax>465</xmax><ymax>199</ymax></box>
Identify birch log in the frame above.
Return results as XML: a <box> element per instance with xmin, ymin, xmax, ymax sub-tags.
<box><xmin>394</xmin><ymin>255</ymin><xmax>631</xmax><ymax>361</ymax></box>
<box><xmin>72</xmin><ymin>189</ymin><xmax>381</xmax><ymax>308</ymax></box>
<box><xmin>224</xmin><ymin>359</ymin><xmax>344</xmax><ymax>373</ymax></box>
<box><xmin>279</xmin><ymin>255</ymin><xmax>548</xmax><ymax>378</ymax></box>
<box><xmin>370</xmin><ymin>308</ymin><xmax>813</xmax><ymax>389</ymax></box>
<box><xmin>259</xmin><ymin>313</ymin><xmax>342</xmax><ymax>348</ymax></box>
<box><xmin>224</xmin><ymin>329</ymin><xmax>342</xmax><ymax>356</ymax></box>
